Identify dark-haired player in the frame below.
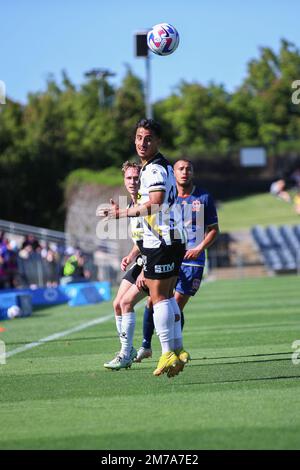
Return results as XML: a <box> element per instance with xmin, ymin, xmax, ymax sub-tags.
<box><xmin>136</xmin><ymin>158</ymin><xmax>219</xmax><ymax>365</ymax></box>
<box><xmin>98</xmin><ymin>119</ymin><xmax>187</xmax><ymax>377</ymax></box>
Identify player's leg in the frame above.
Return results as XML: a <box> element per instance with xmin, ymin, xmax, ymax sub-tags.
<box><xmin>104</xmin><ymin>263</ymin><xmax>143</xmax><ymax>370</ymax></box>
<box><xmin>119</xmin><ymin>284</ymin><xmax>147</xmax><ymax>361</ymax></box>
<box><xmin>136</xmin><ymin>276</ymin><xmax>179</xmax><ymax>363</ymax></box>
<box><xmin>146</xmin><ymin>277</ymin><xmax>176</xmax><ymax>356</ymax></box>
<box><xmin>168</xmin><ymin>280</ymin><xmax>190</xmax><ymax>376</ymax></box>
<box><xmin>175</xmin><ymin>265</ymin><xmax>204</xmax><ymax>324</ymax></box>
<box><xmin>174</xmin><ymin>265</ymin><xmax>194</xmax><ymax>330</ymax></box>
<box><xmin>172</xmin><ymin>266</ymin><xmax>204</xmax><ymax>371</ymax></box>
<box><xmin>174</xmin><ymin>291</ymin><xmax>190</xmax><ymax>329</ymax></box>
<box><xmin>136</xmin><ymin>269</ymin><xmax>177</xmax><ymax>364</ymax></box>
<box><xmin>174</xmin><ymin>291</ymin><xmax>190</xmax><ymax>311</ymax></box>
<box><xmin>135</xmin><ymin>296</ymin><xmax>154</xmax><ymax>362</ymax></box>
<box><xmin>104</xmin><ymin>284</ymin><xmax>146</xmax><ymax>370</ymax></box>
<box><xmin>113</xmin><ymin>279</ymin><xmax>133</xmax><ymax>343</ymax></box>
<box><xmin>146</xmin><ymin>276</ymin><xmax>180</xmax><ymax>376</ymax></box>
<box><xmin>142</xmin><ymin>242</ymin><xmax>186</xmax><ymax>376</ymax></box>
<box><xmin>169</xmin><ymin>294</ymin><xmax>191</xmax><ymax>375</ymax></box>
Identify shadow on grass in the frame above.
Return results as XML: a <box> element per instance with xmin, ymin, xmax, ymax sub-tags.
<box><xmin>193</xmin><ymin>351</ymin><xmax>292</xmax><ymax>361</ymax></box>
<box><xmin>6</xmin><ymin>335</ymin><xmax>117</xmax><ymax>346</ymax></box>
<box><xmin>176</xmin><ymin>375</ymin><xmax>300</xmax><ymax>386</ymax></box>
<box><xmin>190</xmin><ymin>357</ymin><xmax>292</xmax><ymax>367</ymax></box>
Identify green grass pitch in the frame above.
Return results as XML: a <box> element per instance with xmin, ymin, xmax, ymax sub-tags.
<box><xmin>0</xmin><ymin>275</ymin><xmax>300</xmax><ymax>450</ymax></box>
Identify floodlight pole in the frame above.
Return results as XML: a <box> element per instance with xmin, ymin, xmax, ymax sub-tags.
<box><xmin>134</xmin><ymin>30</ymin><xmax>152</xmax><ymax>119</ymax></box>
<box><xmin>145</xmin><ymin>55</ymin><xmax>152</xmax><ymax>119</ymax></box>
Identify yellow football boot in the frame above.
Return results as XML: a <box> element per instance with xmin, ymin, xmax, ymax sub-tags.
<box><xmin>153</xmin><ymin>351</ymin><xmax>180</xmax><ymax>376</ymax></box>
<box><xmin>167</xmin><ymin>349</ymin><xmax>191</xmax><ymax>377</ymax></box>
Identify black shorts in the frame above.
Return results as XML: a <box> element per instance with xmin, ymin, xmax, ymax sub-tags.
<box><xmin>139</xmin><ymin>242</ymin><xmax>186</xmax><ymax>280</ymax></box>
<box><xmin>122</xmin><ymin>256</ymin><xmax>149</xmax><ymax>294</ymax></box>
<box><xmin>123</xmin><ymin>261</ymin><xmax>142</xmax><ymax>284</ymax></box>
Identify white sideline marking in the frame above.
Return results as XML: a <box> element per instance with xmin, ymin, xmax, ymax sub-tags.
<box><xmin>6</xmin><ymin>300</ymin><xmax>146</xmax><ymax>359</ymax></box>
<box><xmin>6</xmin><ymin>314</ymin><xmax>113</xmax><ymax>358</ymax></box>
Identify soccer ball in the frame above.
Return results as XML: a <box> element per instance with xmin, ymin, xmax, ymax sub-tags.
<box><xmin>147</xmin><ymin>23</ymin><xmax>179</xmax><ymax>56</ymax></box>
<box><xmin>7</xmin><ymin>305</ymin><xmax>21</xmax><ymax>319</ymax></box>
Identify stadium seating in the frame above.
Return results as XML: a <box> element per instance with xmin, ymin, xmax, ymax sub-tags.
<box><xmin>251</xmin><ymin>225</ymin><xmax>300</xmax><ymax>273</ymax></box>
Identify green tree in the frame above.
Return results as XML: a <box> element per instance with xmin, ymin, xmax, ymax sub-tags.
<box><xmin>155</xmin><ymin>81</ymin><xmax>233</xmax><ymax>156</ymax></box>
<box><xmin>240</xmin><ymin>39</ymin><xmax>300</xmax><ymax>148</ymax></box>
<box><xmin>113</xmin><ymin>67</ymin><xmax>146</xmax><ymax>158</ymax></box>
<box><xmin>2</xmin><ymin>40</ymin><xmax>300</xmax><ymax>229</ymax></box>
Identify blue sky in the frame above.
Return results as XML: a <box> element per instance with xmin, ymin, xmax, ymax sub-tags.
<box><xmin>2</xmin><ymin>0</ymin><xmax>300</xmax><ymax>104</ymax></box>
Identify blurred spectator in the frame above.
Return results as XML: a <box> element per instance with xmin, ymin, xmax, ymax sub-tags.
<box><xmin>294</xmin><ymin>191</ymin><xmax>300</xmax><ymax>215</ymax></box>
<box><xmin>291</xmin><ymin>168</ymin><xmax>300</xmax><ymax>189</ymax></box>
<box><xmin>270</xmin><ymin>179</ymin><xmax>291</xmax><ymax>203</ymax></box>
<box><xmin>61</xmin><ymin>248</ymin><xmax>88</xmax><ymax>284</ymax></box>
<box><xmin>0</xmin><ymin>234</ymin><xmax>94</xmax><ymax>289</ymax></box>
<box><xmin>0</xmin><ymin>235</ymin><xmax>9</xmax><ymax>288</ymax></box>
<box><xmin>21</xmin><ymin>234</ymin><xmax>41</xmax><ymax>251</ymax></box>
<box><xmin>19</xmin><ymin>243</ymin><xmax>33</xmax><ymax>260</ymax></box>
<box><xmin>0</xmin><ymin>252</ymin><xmax>6</xmax><ymax>288</ymax></box>
<box><xmin>41</xmin><ymin>245</ymin><xmax>60</xmax><ymax>287</ymax></box>
<box><xmin>5</xmin><ymin>240</ymin><xmax>19</xmax><ymax>288</ymax></box>
<box><xmin>18</xmin><ymin>243</ymin><xmax>37</xmax><ymax>288</ymax></box>
<box><xmin>0</xmin><ymin>236</ymin><xmax>19</xmax><ymax>288</ymax></box>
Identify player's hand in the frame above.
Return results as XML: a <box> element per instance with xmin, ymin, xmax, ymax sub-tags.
<box><xmin>121</xmin><ymin>256</ymin><xmax>131</xmax><ymax>272</ymax></box>
<box><xmin>96</xmin><ymin>205</ymin><xmax>110</xmax><ymax>218</ymax></box>
<box><xmin>184</xmin><ymin>248</ymin><xmax>201</xmax><ymax>261</ymax></box>
<box><xmin>108</xmin><ymin>199</ymin><xmax>120</xmax><ymax>219</ymax></box>
<box><xmin>96</xmin><ymin>199</ymin><xmax>120</xmax><ymax>219</ymax></box>
<box><xmin>136</xmin><ymin>270</ymin><xmax>147</xmax><ymax>291</ymax></box>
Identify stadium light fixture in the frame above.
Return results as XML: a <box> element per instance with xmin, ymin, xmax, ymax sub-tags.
<box><xmin>134</xmin><ymin>31</ymin><xmax>152</xmax><ymax>119</ymax></box>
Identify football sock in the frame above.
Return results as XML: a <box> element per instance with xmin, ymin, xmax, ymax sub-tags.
<box><xmin>142</xmin><ymin>306</ymin><xmax>154</xmax><ymax>349</ymax></box>
<box><xmin>169</xmin><ymin>297</ymin><xmax>183</xmax><ymax>351</ymax></box>
<box><xmin>120</xmin><ymin>312</ymin><xmax>136</xmax><ymax>359</ymax></box>
<box><xmin>115</xmin><ymin>314</ymin><xmax>122</xmax><ymax>337</ymax></box>
<box><xmin>181</xmin><ymin>310</ymin><xmax>185</xmax><ymax>330</ymax></box>
<box><xmin>153</xmin><ymin>299</ymin><xmax>174</xmax><ymax>354</ymax></box>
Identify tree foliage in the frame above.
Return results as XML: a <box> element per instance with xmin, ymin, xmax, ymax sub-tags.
<box><xmin>1</xmin><ymin>40</ymin><xmax>300</xmax><ymax>228</ymax></box>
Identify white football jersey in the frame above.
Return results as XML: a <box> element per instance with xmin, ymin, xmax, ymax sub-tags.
<box><xmin>137</xmin><ymin>153</ymin><xmax>186</xmax><ymax>248</ymax></box>
<box><xmin>128</xmin><ymin>201</ymin><xmax>144</xmax><ymax>242</ymax></box>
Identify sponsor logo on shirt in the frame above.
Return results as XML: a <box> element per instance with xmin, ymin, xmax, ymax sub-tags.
<box><xmin>154</xmin><ymin>262</ymin><xmax>175</xmax><ymax>273</ymax></box>
<box><xmin>192</xmin><ymin>278</ymin><xmax>201</xmax><ymax>291</ymax></box>
<box><xmin>192</xmin><ymin>200</ymin><xmax>201</xmax><ymax>212</ymax></box>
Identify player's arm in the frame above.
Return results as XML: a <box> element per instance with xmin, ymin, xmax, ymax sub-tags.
<box><xmin>184</xmin><ymin>223</ymin><xmax>219</xmax><ymax>261</ymax></box>
<box><xmin>125</xmin><ymin>189</ymin><xmax>166</xmax><ymax>217</ymax></box>
<box><xmin>120</xmin><ymin>244</ymin><xmax>140</xmax><ymax>271</ymax></box>
<box><xmin>97</xmin><ymin>191</ymin><xmax>165</xmax><ymax>218</ymax></box>
<box><xmin>96</xmin><ymin>166</ymin><xmax>166</xmax><ymax>219</ymax></box>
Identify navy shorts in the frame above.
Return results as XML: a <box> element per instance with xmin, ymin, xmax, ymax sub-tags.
<box><xmin>175</xmin><ymin>265</ymin><xmax>204</xmax><ymax>297</ymax></box>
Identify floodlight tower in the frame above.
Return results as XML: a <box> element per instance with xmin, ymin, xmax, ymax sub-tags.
<box><xmin>85</xmin><ymin>68</ymin><xmax>116</xmax><ymax>106</ymax></box>
<box><xmin>134</xmin><ymin>31</ymin><xmax>152</xmax><ymax>119</ymax></box>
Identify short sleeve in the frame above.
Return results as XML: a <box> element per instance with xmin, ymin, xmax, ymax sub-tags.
<box><xmin>204</xmin><ymin>193</ymin><xmax>218</xmax><ymax>227</ymax></box>
<box><xmin>146</xmin><ymin>165</ymin><xmax>166</xmax><ymax>193</ymax></box>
